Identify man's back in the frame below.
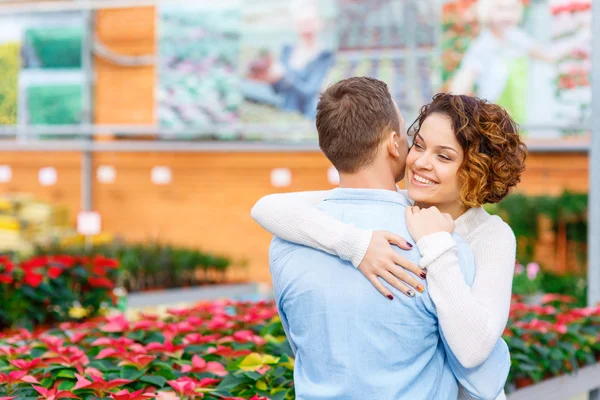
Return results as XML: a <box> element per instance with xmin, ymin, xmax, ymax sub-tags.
<box><xmin>270</xmin><ymin>189</ymin><xmax>476</xmax><ymax>400</ymax></box>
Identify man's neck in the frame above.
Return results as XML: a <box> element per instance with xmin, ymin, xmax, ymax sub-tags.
<box><xmin>338</xmin><ymin>166</ymin><xmax>397</xmax><ymax>192</ymax></box>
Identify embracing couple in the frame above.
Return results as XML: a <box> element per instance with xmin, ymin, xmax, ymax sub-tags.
<box><xmin>251</xmin><ymin>77</ymin><xmax>527</xmax><ymax>399</ymax></box>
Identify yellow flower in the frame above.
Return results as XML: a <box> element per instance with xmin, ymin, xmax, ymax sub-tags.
<box><xmin>68</xmin><ymin>306</ymin><xmax>89</xmax><ymax>319</ymax></box>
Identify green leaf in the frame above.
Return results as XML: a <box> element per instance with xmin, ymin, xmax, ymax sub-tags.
<box><xmin>40</xmin><ymin>377</ymin><xmax>54</xmax><ymax>387</ymax></box>
<box><xmin>56</xmin><ymin>369</ymin><xmax>76</xmax><ymax>379</ymax></box>
<box><xmin>216</xmin><ymin>373</ymin><xmax>249</xmax><ymax>391</ymax></box>
<box><xmin>58</xmin><ymin>380</ymin><xmax>75</xmax><ymax>391</ymax></box>
<box><xmin>243</xmin><ymin>371</ymin><xmax>262</xmax><ymax>381</ymax></box>
<box><xmin>139</xmin><ymin>375</ymin><xmax>167</xmax><ymax>388</ymax></box>
<box><xmin>153</xmin><ymin>365</ymin><xmax>177</xmax><ymax>381</ymax></box>
<box><xmin>270</xmin><ymin>389</ymin><xmax>290</xmax><ymax>400</ymax></box>
<box><xmin>120</xmin><ymin>366</ymin><xmax>145</xmax><ymax>381</ymax></box>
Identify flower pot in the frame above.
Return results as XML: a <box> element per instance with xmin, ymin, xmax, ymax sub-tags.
<box><xmin>515</xmin><ymin>377</ymin><xmax>534</xmax><ymax>389</ymax></box>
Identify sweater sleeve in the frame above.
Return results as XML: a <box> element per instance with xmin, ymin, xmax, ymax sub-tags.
<box><xmin>416</xmin><ymin>219</ymin><xmax>516</xmax><ymax>368</ymax></box>
<box><xmin>250</xmin><ymin>191</ymin><xmax>373</xmax><ymax>267</ymax></box>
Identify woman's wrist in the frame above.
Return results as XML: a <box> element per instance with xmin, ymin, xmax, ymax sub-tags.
<box><xmin>416</xmin><ymin>232</ymin><xmax>456</xmax><ymax>269</ymax></box>
<box><xmin>345</xmin><ymin>228</ymin><xmax>373</xmax><ymax>268</ymax></box>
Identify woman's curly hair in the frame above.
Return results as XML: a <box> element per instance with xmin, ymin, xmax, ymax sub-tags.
<box><xmin>408</xmin><ymin>93</ymin><xmax>528</xmax><ymax>208</ymax></box>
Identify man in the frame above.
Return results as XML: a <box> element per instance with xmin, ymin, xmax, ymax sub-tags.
<box><xmin>268</xmin><ymin>77</ymin><xmax>510</xmax><ymax>399</ymax></box>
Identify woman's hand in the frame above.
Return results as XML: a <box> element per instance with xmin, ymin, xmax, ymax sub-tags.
<box><xmin>357</xmin><ymin>231</ymin><xmax>427</xmax><ymax>299</ymax></box>
<box><xmin>405</xmin><ymin>206</ymin><xmax>455</xmax><ymax>243</ymax></box>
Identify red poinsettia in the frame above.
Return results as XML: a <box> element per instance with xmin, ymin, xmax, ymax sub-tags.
<box><xmin>43</xmin><ymin>346</ymin><xmax>89</xmax><ymax>373</ymax></box>
<box><xmin>49</xmin><ymin>255</ymin><xmax>77</xmax><ymax>269</ymax></box>
<box><xmin>166</xmin><ymin>377</ymin><xmax>203</xmax><ymax>397</ymax></box>
<box><xmin>88</xmin><ymin>276</ymin><xmax>114</xmax><ymax>289</ymax></box>
<box><xmin>220</xmin><ymin>330</ymin><xmax>267</xmax><ymax>346</ymax></box>
<box><xmin>33</xmin><ymin>384</ymin><xmax>79</xmax><ymax>400</ymax></box>
<box><xmin>0</xmin><ymin>271</ymin><xmax>12</xmax><ymax>284</ymax></box>
<box><xmin>9</xmin><ymin>357</ymin><xmax>44</xmax><ymax>371</ymax></box>
<box><xmin>0</xmin><ymin>345</ymin><xmax>30</xmax><ymax>358</ymax></box>
<box><xmin>0</xmin><ymin>370</ymin><xmax>40</xmax><ymax>386</ymax></box>
<box><xmin>180</xmin><ymin>355</ymin><xmax>227</xmax><ymax>376</ymax></box>
<box><xmin>73</xmin><ymin>372</ymin><xmax>132</xmax><ymax>396</ymax></box>
<box><xmin>118</xmin><ymin>354</ymin><xmax>157</xmax><ymax>370</ymax></box>
<box><xmin>206</xmin><ymin>315</ymin><xmax>235</xmax><ymax>331</ymax></box>
<box><xmin>21</xmin><ymin>256</ymin><xmax>48</xmax><ymax>270</ymax></box>
<box><xmin>101</xmin><ymin>315</ymin><xmax>130</xmax><ymax>332</ymax></box>
<box><xmin>47</xmin><ymin>266</ymin><xmax>63</xmax><ymax>279</ymax></box>
<box><xmin>93</xmin><ymin>255</ymin><xmax>119</xmax><ymax>269</ymax></box>
<box><xmin>205</xmin><ymin>345</ymin><xmax>252</xmax><ymax>358</ymax></box>
<box><xmin>183</xmin><ymin>333</ymin><xmax>221</xmax><ymax>345</ymax></box>
<box><xmin>23</xmin><ymin>271</ymin><xmax>44</xmax><ymax>288</ymax></box>
<box><xmin>109</xmin><ymin>388</ymin><xmax>156</xmax><ymax>400</ymax></box>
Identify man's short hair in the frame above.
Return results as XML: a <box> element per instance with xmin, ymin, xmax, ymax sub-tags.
<box><xmin>316</xmin><ymin>77</ymin><xmax>400</xmax><ymax>173</ymax></box>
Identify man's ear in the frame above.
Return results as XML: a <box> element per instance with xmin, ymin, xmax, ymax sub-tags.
<box><xmin>386</xmin><ymin>131</ymin><xmax>401</xmax><ymax>157</ymax></box>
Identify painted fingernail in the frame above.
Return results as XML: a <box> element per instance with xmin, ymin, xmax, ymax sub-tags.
<box><xmin>417</xmin><ymin>284</ymin><xmax>424</xmax><ymax>293</ymax></box>
<box><xmin>387</xmin><ymin>294</ymin><xmax>394</xmax><ymax>300</ymax></box>
<box><xmin>407</xmin><ymin>290</ymin><xmax>415</xmax><ymax>298</ymax></box>
<box><xmin>407</xmin><ymin>242</ymin><xmax>413</xmax><ymax>248</ymax></box>
<box><xmin>420</xmin><ymin>272</ymin><xmax>427</xmax><ymax>279</ymax></box>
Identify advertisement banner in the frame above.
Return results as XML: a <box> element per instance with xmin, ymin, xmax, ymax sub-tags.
<box><xmin>440</xmin><ymin>0</ymin><xmax>591</xmax><ymax>141</ymax></box>
<box><xmin>157</xmin><ymin>0</ymin><xmax>242</xmax><ymax>138</ymax></box>
<box><xmin>0</xmin><ymin>19</ymin><xmax>20</xmax><ymax>126</ymax></box>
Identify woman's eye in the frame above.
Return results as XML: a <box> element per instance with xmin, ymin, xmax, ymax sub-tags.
<box><xmin>439</xmin><ymin>154</ymin><xmax>451</xmax><ymax>161</ymax></box>
<box><xmin>414</xmin><ymin>143</ymin><xmax>424</xmax><ymax>150</ymax></box>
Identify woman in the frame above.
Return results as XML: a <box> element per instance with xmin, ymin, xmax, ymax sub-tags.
<box><xmin>252</xmin><ymin>93</ymin><xmax>527</xmax><ymax>399</ymax></box>
<box><xmin>244</xmin><ymin>6</ymin><xmax>334</xmax><ymax>119</ymax></box>
<box><xmin>450</xmin><ymin>0</ymin><xmax>587</xmax><ymax>125</ymax></box>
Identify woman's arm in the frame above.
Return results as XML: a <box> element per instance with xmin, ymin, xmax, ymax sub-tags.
<box><xmin>251</xmin><ymin>191</ymin><xmax>425</xmax><ymax>298</ymax></box>
<box><xmin>251</xmin><ymin>191</ymin><xmax>371</xmax><ymax>266</ymax></box>
<box><xmin>417</xmin><ymin>220</ymin><xmax>516</xmax><ymax>368</ymax></box>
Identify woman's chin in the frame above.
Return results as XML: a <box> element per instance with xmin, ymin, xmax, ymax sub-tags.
<box><xmin>407</xmin><ymin>187</ymin><xmax>434</xmax><ymax>203</ymax></box>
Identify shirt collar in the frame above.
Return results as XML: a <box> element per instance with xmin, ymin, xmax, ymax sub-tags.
<box><xmin>323</xmin><ymin>187</ymin><xmax>410</xmax><ymax>206</ymax></box>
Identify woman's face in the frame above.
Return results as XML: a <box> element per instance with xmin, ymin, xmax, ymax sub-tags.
<box><xmin>406</xmin><ymin>113</ymin><xmax>465</xmax><ymax>209</ymax></box>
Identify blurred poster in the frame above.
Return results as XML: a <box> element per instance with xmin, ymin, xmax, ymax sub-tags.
<box><xmin>157</xmin><ymin>1</ymin><xmax>242</xmax><ymax>137</ymax></box>
<box><xmin>331</xmin><ymin>0</ymin><xmax>437</xmax><ymax>122</ymax></box>
<box><xmin>0</xmin><ymin>19</ymin><xmax>20</xmax><ymax>126</ymax></box>
<box><xmin>19</xmin><ymin>12</ymin><xmax>86</xmax><ymax>127</ymax></box>
<box><xmin>239</xmin><ymin>0</ymin><xmax>337</xmax><ymax>140</ymax></box>
<box><xmin>441</xmin><ymin>0</ymin><xmax>591</xmax><ymax>140</ymax></box>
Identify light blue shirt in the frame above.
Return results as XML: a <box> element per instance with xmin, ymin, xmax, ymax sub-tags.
<box><xmin>270</xmin><ymin>188</ymin><xmax>510</xmax><ymax>400</ymax></box>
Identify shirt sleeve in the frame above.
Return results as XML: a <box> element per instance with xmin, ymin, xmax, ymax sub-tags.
<box><xmin>442</xmin><ymin>333</ymin><xmax>511</xmax><ymax>400</ymax></box>
<box><xmin>251</xmin><ymin>191</ymin><xmax>373</xmax><ymax>267</ymax></box>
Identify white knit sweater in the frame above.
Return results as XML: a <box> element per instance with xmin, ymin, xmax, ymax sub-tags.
<box><xmin>251</xmin><ymin>190</ymin><xmax>516</xmax><ymax>400</ymax></box>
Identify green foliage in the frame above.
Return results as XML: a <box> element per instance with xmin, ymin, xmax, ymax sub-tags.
<box><xmin>33</xmin><ymin>240</ymin><xmax>232</xmax><ymax>293</ymax></box>
<box><xmin>0</xmin><ymin>301</ymin><xmax>292</xmax><ymax>400</ymax></box>
<box><xmin>0</xmin><ymin>254</ymin><xmax>118</xmax><ymax>330</ymax></box>
<box><xmin>0</xmin><ymin>42</ymin><xmax>19</xmax><ymax>125</ymax></box>
<box><xmin>539</xmin><ymin>271</ymin><xmax>588</xmax><ymax>307</ymax></box>
<box><xmin>491</xmin><ymin>191</ymin><xmax>588</xmax><ymax>264</ymax></box>
<box><xmin>505</xmin><ymin>297</ymin><xmax>600</xmax><ymax>391</ymax></box>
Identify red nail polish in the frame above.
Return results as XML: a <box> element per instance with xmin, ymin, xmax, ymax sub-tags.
<box><xmin>420</xmin><ymin>272</ymin><xmax>427</xmax><ymax>279</ymax></box>
<box><xmin>407</xmin><ymin>242</ymin><xmax>413</xmax><ymax>248</ymax></box>
<box><xmin>417</xmin><ymin>284</ymin><xmax>424</xmax><ymax>293</ymax></box>
<box><xmin>387</xmin><ymin>294</ymin><xmax>394</xmax><ymax>300</ymax></box>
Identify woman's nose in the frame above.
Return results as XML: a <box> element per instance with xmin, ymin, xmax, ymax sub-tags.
<box><xmin>414</xmin><ymin>153</ymin><xmax>432</xmax><ymax>169</ymax></box>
